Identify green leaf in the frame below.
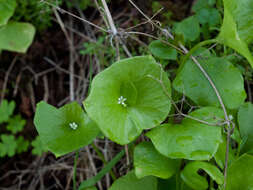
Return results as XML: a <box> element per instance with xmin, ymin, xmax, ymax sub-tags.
<box><xmin>31</xmin><ymin>136</ymin><xmax>47</xmax><ymax>156</ymax></box>
<box><xmin>226</xmin><ymin>154</ymin><xmax>253</xmax><ymax>190</ymax></box>
<box><xmin>217</xmin><ymin>0</ymin><xmax>253</xmax><ymax>67</ymax></box>
<box><xmin>108</xmin><ymin>171</ymin><xmax>157</xmax><ymax>190</ymax></box>
<box><xmin>6</xmin><ymin>115</ymin><xmax>26</xmax><ymax>134</ymax></box>
<box><xmin>134</xmin><ymin>142</ymin><xmax>180</xmax><ymax>179</ymax></box>
<box><xmin>149</xmin><ymin>40</ymin><xmax>177</xmax><ymax>60</ymax></box>
<box><xmin>173</xmin><ymin>57</ymin><xmax>246</xmax><ymax>109</ymax></box>
<box><xmin>78</xmin><ymin>149</ymin><xmax>125</xmax><ymax>190</ymax></box>
<box><xmin>0</xmin><ymin>21</ymin><xmax>35</xmax><ymax>53</ymax></box>
<box><xmin>147</xmin><ymin>107</ymin><xmax>223</xmax><ymax>160</ymax></box>
<box><xmin>238</xmin><ymin>102</ymin><xmax>253</xmax><ymax>153</ymax></box>
<box><xmin>181</xmin><ymin>161</ymin><xmax>224</xmax><ymax>190</ymax></box>
<box><xmin>0</xmin><ymin>0</ymin><xmax>16</xmax><ymax>26</ymax></box>
<box><xmin>0</xmin><ymin>134</ymin><xmax>17</xmax><ymax>157</ymax></box>
<box><xmin>34</xmin><ymin>101</ymin><xmax>100</xmax><ymax>157</ymax></box>
<box><xmin>16</xmin><ymin>136</ymin><xmax>29</xmax><ymax>154</ymax></box>
<box><xmin>84</xmin><ymin>56</ymin><xmax>171</xmax><ymax>145</ymax></box>
<box><xmin>0</xmin><ymin>100</ymin><xmax>15</xmax><ymax>123</ymax></box>
<box><xmin>196</xmin><ymin>8</ymin><xmax>221</xmax><ymax>26</ymax></box>
<box><xmin>174</xmin><ymin>16</ymin><xmax>200</xmax><ymax>42</ymax></box>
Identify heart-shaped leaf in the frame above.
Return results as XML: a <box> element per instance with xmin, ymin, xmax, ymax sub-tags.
<box><xmin>238</xmin><ymin>102</ymin><xmax>253</xmax><ymax>153</ymax></box>
<box><xmin>173</xmin><ymin>57</ymin><xmax>246</xmax><ymax>109</ymax></box>
<box><xmin>108</xmin><ymin>170</ymin><xmax>157</xmax><ymax>190</ymax></box>
<box><xmin>84</xmin><ymin>56</ymin><xmax>171</xmax><ymax>145</ymax></box>
<box><xmin>217</xmin><ymin>0</ymin><xmax>253</xmax><ymax>67</ymax></box>
<box><xmin>181</xmin><ymin>161</ymin><xmax>224</xmax><ymax>190</ymax></box>
<box><xmin>147</xmin><ymin>107</ymin><xmax>223</xmax><ymax>160</ymax></box>
<box><xmin>134</xmin><ymin>142</ymin><xmax>180</xmax><ymax>179</ymax></box>
<box><xmin>149</xmin><ymin>40</ymin><xmax>177</xmax><ymax>60</ymax></box>
<box><xmin>0</xmin><ymin>0</ymin><xmax>16</xmax><ymax>26</ymax></box>
<box><xmin>226</xmin><ymin>154</ymin><xmax>253</xmax><ymax>190</ymax></box>
<box><xmin>34</xmin><ymin>101</ymin><xmax>100</xmax><ymax>157</ymax></box>
<box><xmin>0</xmin><ymin>21</ymin><xmax>35</xmax><ymax>53</ymax></box>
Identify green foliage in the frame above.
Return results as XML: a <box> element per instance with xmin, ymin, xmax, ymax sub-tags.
<box><xmin>181</xmin><ymin>161</ymin><xmax>224</xmax><ymax>190</ymax></box>
<box><xmin>217</xmin><ymin>0</ymin><xmax>253</xmax><ymax>67</ymax></box>
<box><xmin>0</xmin><ymin>100</ymin><xmax>15</xmax><ymax>123</ymax></box>
<box><xmin>147</xmin><ymin>107</ymin><xmax>223</xmax><ymax>160</ymax></box>
<box><xmin>173</xmin><ymin>57</ymin><xmax>246</xmax><ymax>109</ymax></box>
<box><xmin>134</xmin><ymin>142</ymin><xmax>180</xmax><ymax>179</ymax></box>
<box><xmin>34</xmin><ymin>101</ymin><xmax>100</xmax><ymax>157</ymax></box>
<box><xmin>108</xmin><ymin>171</ymin><xmax>157</xmax><ymax>190</ymax></box>
<box><xmin>31</xmin><ymin>136</ymin><xmax>47</xmax><ymax>156</ymax></box>
<box><xmin>0</xmin><ymin>0</ymin><xmax>16</xmax><ymax>26</ymax></box>
<box><xmin>84</xmin><ymin>56</ymin><xmax>171</xmax><ymax>145</ymax></box>
<box><xmin>149</xmin><ymin>40</ymin><xmax>177</xmax><ymax>60</ymax></box>
<box><xmin>0</xmin><ymin>134</ymin><xmax>17</xmax><ymax>157</ymax></box>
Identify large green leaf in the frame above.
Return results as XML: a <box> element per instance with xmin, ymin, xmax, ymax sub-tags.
<box><xmin>238</xmin><ymin>102</ymin><xmax>253</xmax><ymax>153</ymax></box>
<box><xmin>0</xmin><ymin>21</ymin><xmax>35</xmax><ymax>53</ymax></box>
<box><xmin>84</xmin><ymin>56</ymin><xmax>171</xmax><ymax>145</ymax></box>
<box><xmin>0</xmin><ymin>0</ymin><xmax>16</xmax><ymax>26</ymax></box>
<box><xmin>34</xmin><ymin>101</ymin><xmax>100</xmax><ymax>157</ymax></box>
<box><xmin>149</xmin><ymin>40</ymin><xmax>177</xmax><ymax>60</ymax></box>
<box><xmin>173</xmin><ymin>57</ymin><xmax>246</xmax><ymax>109</ymax></box>
<box><xmin>147</xmin><ymin>107</ymin><xmax>223</xmax><ymax>160</ymax></box>
<box><xmin>134</xmin><ymin>142</ymin><xmax>180</xmax><ymax>179</ymax></box>
<box><xmin>108</xmin><ymin>171</ymin><xmax>157</xmax><ymax>190</ymax></box>
<box><xmin>217</xmin><ymin>0</ymin><xmax>253</xmax><ymax>67</ymax></box>
<box><xmin>226</xmin><ymin>154</ymin><xmax>253</xmax><ymax>190</ymax></box>
<box><xmin>181</xmin><ymin>161</ymin><xmax>224</xmax><ymax>190</ymax></box>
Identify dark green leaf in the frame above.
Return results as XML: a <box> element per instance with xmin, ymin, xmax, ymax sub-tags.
<box><xmin>34</xmin><ymin>101</ymin><xmax>100</xmax><ymax>157</ymax></box>
<box><xmin>0</xmin><ymin>0</ymin><xmax>16</xmax><ymax>26</ymax></box>
<box><xmin>173</xmin><ymin>57</ymin><xmax>246</xmax><ymax>109</ymax></box>
<box><xmin>147</xmin><ymin>107</ymin><xmax>223</xmax><ymax>160</ymax></box>
<box><xmin>108</xmin><ymin>171</ymin><xmax>157</xmax><ymax>190</ymax></box>
<box><xmin>0</xmin><ymin>134</ymin><xmax>17</xmax><ymax>157</ymax></box>
<box><xmin>0</xmin><ymin>100</ymin><xmax>15</xmax><ymax>123</ymax></box>
<box><xmin>31</xmin><ymin>136</ymin><xmax>47</xmax><ymax>156</ymax></box>
<box><xmin>134</xmin><ymin>142</ymin><xmax>180</xmax><ymax>179</ymax></box>
<box><xmin>149</xmin><ymin>40</ymin><xmax>177</xmax><ymax>60</ymax></box>
<box><xmin>6</xmin><ymin>115</ymin><xmax>26</xmax><ymax>134</ymax></box>
<box><xmin>16</xmin><ymin>136</ymin><xmax>29</xmax><ymax>154</ymax></box>
<box><xmin>84</xmin><ymin>56</ymin><xmax>171</xmax><ymax>145</ymax></box>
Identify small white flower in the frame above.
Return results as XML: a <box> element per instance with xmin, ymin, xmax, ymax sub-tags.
<box><xmin>228</xmin><ymin>115</ymin><xmax>233</xmax><ymax>121</ymax></box>
<box><xmin>118</xmin><ymin>96</ymin><xmax>127</xmax><ymax>107</ymax></box>
<box><xmin>69</xmin><ymin>122</ymin><xmax>78</xmax><ymax>130</ymax></box>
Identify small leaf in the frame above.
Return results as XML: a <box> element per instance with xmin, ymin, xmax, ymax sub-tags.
<box><xmin>173</xmin><ymin>57</ymin><xmax>246</xmax><ymax>109</ymax></box>
<box><xmin>226</xmin><ymin>154</ymin><xmax>253</xmax><ymax>190</ymax></box>
<box><xmin>0</xmin><ymin>21</ymin><xmax>35</xmax><ymax>53</ymax></box>
<box><xmin>84</xmin><ymin>56</ymin><xmax>171</xmax><ymax>145</ymax></box>
<box><xmin>0</xmin><ymin>0</ymin><xmax>16</xmax><ymax>26</ymax></box>
<box><xmin>238</xmin><ymin>102</ymin><xmax>253</xmax><ymax>153</ymax></box>
<box><xmin>31</xmin><ymin>136</ymin><xmax>47</xmax><ymax>156</ymax></box>
<box><xmin>0</xmin><ymin>100</ymin><xmax>15</xmax><ymax>123</ymax></box>
<box><xmin>16</xmin><ymin>136</ymin><xmax>29</xmax><ymax>154</ymax></box>
<box><xmin>0</xmin><ymin>134</ymin><xmax>17</xmax><ymax>157</ymax></box>
<box><xmin>147</xmin><ymin>107</ymin><xmax>223</xmax><ymax>160</ymax></box>
<box><xmin>181</xmin><ymin>161</ymin><xmax>224</xmax><ymax>190</ymax></box>
<box><xmin>149</xmin><ymin>40</ymin><xmax>177</xmax><ymax>60</ymax></box>
<box><xmin>217</xmin><ymin>0</ymin><xmax>253</xmax><ymax>67</ymax></box>
<box><xmin>34</xmin><ymin>101</ymin><xmax>100</xmax><ymax>157</ymax></box>
<box><xmin>174</xmin><ymin>16</ymin><xmax>200</xmax><ymax>42</ymax></box>
<box><xmin>6</xmin><ymin>115</ymin><xmax>26</xmax><ymax>134</ymax></box>
<box><xmin>108</xmin><ymin>171</ymin><xmax>157</xmax><ymax>190</ymax></box>
<box><xmin>134</xmin><ymin>142</ymin><xmax>180</xmax><ymax>179</ymax></box>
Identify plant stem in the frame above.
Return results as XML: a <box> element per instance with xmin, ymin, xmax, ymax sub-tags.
<box><xmin>73</xmin><ymin>150</ymin><xmax>79</xmax><ymax>190</ymax></box>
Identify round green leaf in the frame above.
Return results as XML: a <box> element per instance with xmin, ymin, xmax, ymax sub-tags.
<box><xmin>173</xmin><ymin>57</ymin><xmax>246</xmax><ymax>109</ymax></box>
<box><xmin>238</xmin><ymin>102</ymin><xmax>253</xmax><ymax>153</ymax></box>
<box><xmin>217</xmin><ymin>0</ymin><xmax>253</xmax><ymax>67</ymax></box>
<box><xmin>147</xmin><ymin>107</ymin><xmax>223</xmax><ymax>160</ymax></box>
<box><xmin>181</xmin><ymin>161</ymin><xmax>224</xmax><ymax>190</ymax></box>
<box><xmin>149</xmin><ymin>40</ymin><xmax>178</xmax><ymax>60</ymax></box>
<box><xmin>134</xmin><ymin>142</ymin><xmax>180</xmax><ymax>179</ymax></box>
<box><xmin>226</xmin><ymin>154</ymin><xmax>253</xmax><ymax>190</ymax></box>
<box><xmin>84</xmin><ymin>56</ymin><xmax>171</xmax><ymax>145</ymax></box>
<box><xmin>0</xmin><ymin>21</ymin><xmax>35</xmax><ymax>53</ymax></box>
<box><xmin>0</xmin><ymin>0</ymin><xmax>16</xmax><ymax>26</ymax></box>
<box><xmin>34</xmin><ymin>101</ymin><xmax>100</xmax><ymax>157</ymax></box>
<box><xmin>109</xmin><ymin>170</ymin><xmax>157</xmax><ymax>190</ymax></box>
<box><xmin>174</xmin><ymin>16</ymin><xmax>200</xmax><ymax>42</ymax></box>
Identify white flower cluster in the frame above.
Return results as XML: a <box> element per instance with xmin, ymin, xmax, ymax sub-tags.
<box><xmin>118</xmin><ymin>96</ymin><xmax>127</xmax><ymax>107</ymax></box>
<box><xmin>69</xmin><ymin>122</ymin><xmax>78</xmax><ymax>130</ymax></box>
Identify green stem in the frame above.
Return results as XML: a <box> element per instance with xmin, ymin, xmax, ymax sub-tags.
<box><xmin>181</xmin><ymin>39</ymin><xmax>218</xmax><ymax>65</ymax></box>
<box><xmin>91</xmin><ymin>143</ymin><xmax>117</xmax><ymax>180</ymax></box>
<box><xmin>73</xmin><ymin>150</ymin><xmax>79</xmax><ymax>190</ymax></box>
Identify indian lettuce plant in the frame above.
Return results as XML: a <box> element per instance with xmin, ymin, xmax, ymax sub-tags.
<box><xmin>33</xmin><ymin>0</ymin><xmax>253</xmax><ymax>189</ymax></box>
